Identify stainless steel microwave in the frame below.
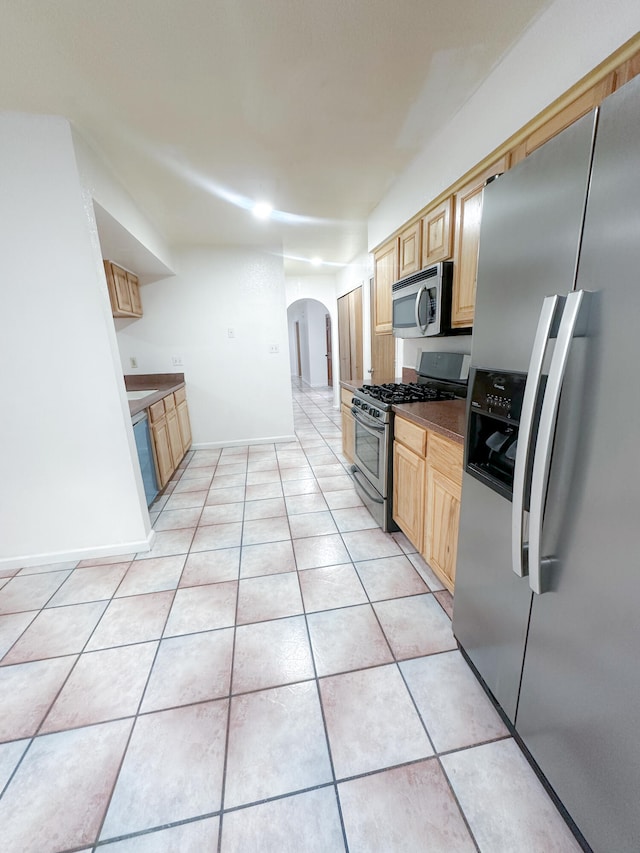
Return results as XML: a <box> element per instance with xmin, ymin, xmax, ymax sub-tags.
<box><xmin>391</xmin><ymin>261</ymin><xmax>455</xmax><ymax>338</ymax></box>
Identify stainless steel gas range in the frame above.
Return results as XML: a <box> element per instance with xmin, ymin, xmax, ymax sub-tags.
<box><xmin>349</xmin><ymin>351</ymin><xmax>469</xmax><ymax>531</ymax></box>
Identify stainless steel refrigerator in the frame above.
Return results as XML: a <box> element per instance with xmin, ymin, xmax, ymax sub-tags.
<box><xmin>453</xmin><ymin>73</ymin><xmax>640</xmax><ymax>853</ymax></box>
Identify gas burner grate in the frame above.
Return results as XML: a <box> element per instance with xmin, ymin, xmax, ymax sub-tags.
<box><xmin>360</xmin><ymin>383</ymin><xmax>456</xmax><ymax>405</ymax></box>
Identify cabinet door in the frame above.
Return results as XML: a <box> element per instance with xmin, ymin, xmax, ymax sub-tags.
<box><xmin>337</xmin><ymin>293</ymin><xmax>351</xmax><ymax>381</ymax></box>
<box><xmin>373</xmin><ymin>239</ymin><xmax>398</xmax><ymax>334</ymax></box>
<box><xmin>166</xmin><ymin>405</ymin><xmax>184</xmax><ymax>469</ymax></box>
<box><xmin>425</xmin><ymin>465</ymin><xmax>461</xmax><ymax>590</ymax></box>
<box><xmin>398</xmin><ymin>221</ymin><xmax>422</xmax><ymax>278</ymax></box>
<box><xmin>177</xmin><ymin>399</ymin><xmax>192</xmax><ymax>454</ymax></box>
<box><xmin>347</xmin><ymin>286</ymin><xmax>363</xmax><ymax>380</ymax></box>
<box><xmin>150</xmin><ymin>417</ymin><xmax>173</xmax><ymax>489</ymax></box>
<box><xmin>452</xmin><ymin>179</ymin><xmax>484</xmax><ymax>328</ymax></box>
<box><xmin>452</xmin><ymin>157</ymin><xmax>508</xmax><ymax>328</ymax></box>
<box><xmin>422</xmin><ymin>197</ymin><xmax>453</xmax><ymax>267</ymax></box>
<box><xmin>127</xmin><ymin>272</ymin><xmax>143</xmax><ymax>317</ymax></box>
<box><xmin>341</xmin><ymin>404</ymin><xmax>355</xmax><ymax>462</ymax></box>
<box><xmin>112</xmin><ymin>264</ymin><xmax>133</xmax><ymax>314</ymax></box>
<box><xmin>393</xmin><ymin>442</ymin><xmax>425</xmax><ymax>552</ymax></box>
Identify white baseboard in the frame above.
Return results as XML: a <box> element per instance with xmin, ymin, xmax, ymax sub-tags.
<box><xmin>0</xmin><ymin>529</ymin><xmax>156</xmax><ymax>572</ymax></box>
<box><xmin>191</xmin><ymin>434</ymin><xmax>298</xmax><ymax>450</ymax></box>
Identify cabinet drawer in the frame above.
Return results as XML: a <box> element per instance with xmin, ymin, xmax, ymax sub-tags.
<box><xmin>427</xmin><ymin>431</ymin><xmax>463</xmax><ymax>489</ymax></box>
<box><xmin>394</xmin><ymin>417</ymin><xmax>427</xmax><ymax>457</ymax></box>
<box><xmin>163</xmin><ymin>393</ymin><xmax>176</xmax><ymax>413</ymax></box>
<box><xmin>174</xmin><ymin>386</ymin><xmax>186</xmax><ymax>405</ymax></box>
<box><xmin>340</xmin><ymin>387</ymin><xmax>354</xmax><ymax>407</ymax></box>
<box><xmin>149</xmin><ymin>400</ymin><xmax>166</xmax><ymax>423</ymax></box>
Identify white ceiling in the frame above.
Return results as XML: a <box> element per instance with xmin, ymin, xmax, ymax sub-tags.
<box><xmin>1</xmin><ymin>0</ymin><xmax>551</xmax><ymax>274</ymax></box>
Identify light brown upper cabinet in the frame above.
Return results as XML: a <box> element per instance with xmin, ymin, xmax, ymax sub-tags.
<box><xmin>104</xmin><ymin>260</ymin><xmax>143</xmax><ymax>319</ymax></box>
<box><xmin>421</xmin><ymin>196</ymin><xmax>454</xmax><ymax>267</ymax></box>
<box><xmin>337</xmin><ymin>286</ymin><xmax>363</xmax><ymax>382</ymax></box>
<box><xmin>512</xmin><ymin>74</ymin><xmax>616</xmax><ymax>166</ymax></box>
<box><xmin>451</xmin><ymin>156</ymin><xmax>509</xmax><ymax>329</ymax></box>
<box><xmin>373</xmin><ymin>238</ymin><xmax>398</xmax><ymax>335</ymax></box>
<box><xmin>398</xmin><ymin>220</ymin><xmax>422</xmax><ymax>278</ymax></box>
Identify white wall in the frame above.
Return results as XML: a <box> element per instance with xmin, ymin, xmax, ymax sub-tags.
<box><xmin>73</xmin><ymin>130</ymin><xmax>175</xmax><ymax>276</ymax></box>
<box><xmin>287</xmin><ymin>302</ymin><xmax>304</xmax><ymax>377</ymax></box>
<box><xmin>116</xmin><ymin>247</ymin><xmax>295</xmax><ymax>447</ymax></box>
<box><xmin>0</xmin><ymin>113</ymin><xmax>152</xmax><ymax>569</ymax></box>
<box><xmin>370</xmin><ymin>0</ymin><xmax>640</xmax><ymax>249</ymax></box>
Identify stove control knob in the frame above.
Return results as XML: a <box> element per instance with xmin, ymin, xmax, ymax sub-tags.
<box><xmin>371</xmin><ymin>408</ymin><xmax>380</xmax><ymax>418</ymax></box>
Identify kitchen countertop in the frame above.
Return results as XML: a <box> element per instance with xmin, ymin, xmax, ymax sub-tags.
<box><xmin>392</xmin><ymin>399</ymin><xmax>466</xmax><ymax>444</ymax></box>
<box><xmin>340</xmin><ymin>379</ymin><xmax>467</xmax><ymax>444</ymax></box>
<box><xmin>340</xmin><ymin>380</ymin><xmax>466</xmax><ymax>444</ymax></box>
<box><xmin>124</xmin><ymin>372</ymin><xmax>185</xmax><ymax>417</ymax></box>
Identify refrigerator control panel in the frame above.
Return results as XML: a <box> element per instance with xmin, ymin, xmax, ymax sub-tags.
<box><xmin>470</xmin><ymin>369</ymin><xmax>526</xmax><ymax>424</ymax></box>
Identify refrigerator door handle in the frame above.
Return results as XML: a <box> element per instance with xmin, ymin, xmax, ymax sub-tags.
<box><xmin>511</xmin><ymin>294</ymin><xmax>564</xmax><ymax>578</ymax></box>
<box><xmin>528</xmin><ymin>289</ymin><xmax>592</xmax><ymax>594</ymax></box>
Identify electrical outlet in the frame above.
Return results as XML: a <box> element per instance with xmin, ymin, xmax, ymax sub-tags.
<box><xmin>129</xmin><ymin>356</ymin><xmax>138</xmax><ymax>369</ymax></box>
<box><xmin>269</xmin><ymin>344</ymin><xmax>279</xmax><ymax>354</ymax></box>
<box><xmin>227</xmin><ymin>328</ymin><xmax>235</xmax><ymax>338</ymax></box>
<box><xmin>171</xmin><ymin>355</ymin><xmax>183</xmax><ymax>366</ymax></box>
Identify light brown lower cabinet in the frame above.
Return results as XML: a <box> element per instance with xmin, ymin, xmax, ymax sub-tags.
<box><xmin>340</xmin><ymin>387</ymin><xmax>355</xmax><ymax>462</ymax></box>
<box><xmin>148</xmin><ymin>387</ymin><xmax>192</xmax><ymax>489</ymax></box>
<box><xmin>175</xmin><ymin>387</ymin><xmax>192</xmax><ymax>454</ymax></box>
<box><xmin>425</xmin><ymin>433</ymin><xmax>463</xmax><ymax>590</ymax></box>
<box><xmin>392</xmin><ymin>415</ymin><xmax>463</xmax><ymax>592</ymax></box>
<box><xmin>393</xmin><ymin>442</ymin><xmax>425</xmax><ymax>552</ymax></box>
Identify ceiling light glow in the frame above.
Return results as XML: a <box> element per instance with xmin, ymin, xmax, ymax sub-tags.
<box><xmin>310</xmin><ymin>256</ymin><xmax>322</xmax><ymax>266</ymax></box>
<box><xmin>252</xmin><ymin>201</ymin><xmax>273</xmax><ymax>220</ymax></box>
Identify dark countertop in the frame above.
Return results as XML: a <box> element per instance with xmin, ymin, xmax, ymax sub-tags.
<box><xmin>392</xmin><ymin>399</ymin><xmax>466</xmax><ymax>444</ymax></box>
<box><xmin>124</xmin><ymin>373</ymin><xmax>185</xmax><ymax>417</ymax></box>
<box><xmin>340</xmin><ymin>379</ymin><xmax>367</xmax><ymax>393</ymax></box>
<box><xmin>340</xmin><ymin>380</ymin><xmax>467</xmax><ymax>444</ymax></box>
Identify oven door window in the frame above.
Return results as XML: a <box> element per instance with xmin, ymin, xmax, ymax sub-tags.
<box><xmin>392</xmin><ymin>291</ymin><xmax>418</xmax><ymax>330</ymax></box>
<box><xmin>354</xmin><ymin>420</ymin><xmax>381</xmax><ymax>481</ymax></box>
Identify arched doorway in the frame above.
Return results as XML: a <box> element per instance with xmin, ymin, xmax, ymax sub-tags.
<box><xmin>287</xmin><ymin>298</ymin><xmax>333</xmax><ymax>387</ymax></box>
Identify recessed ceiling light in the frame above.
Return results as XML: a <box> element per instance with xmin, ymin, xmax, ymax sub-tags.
<box><xmin>311</xmin><ymin>256</ymin><xmax>322</xmax><ymax>266</ymax></box>
<box><xmin>252</xmin><ymin>201</ymin><xmax>273</xmax><ymax>220</ymax></box>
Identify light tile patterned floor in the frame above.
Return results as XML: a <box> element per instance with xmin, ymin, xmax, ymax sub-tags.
<box><xmin>0</xmin><ymin>380</ymin><xmax>582</xmax><ymax>852</ymax></box>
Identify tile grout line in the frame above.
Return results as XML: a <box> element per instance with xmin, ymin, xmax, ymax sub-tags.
<box><xmin>290</xmin><ymin>394</ymin><xmax>352</xmax><ymax>853</ymax></box>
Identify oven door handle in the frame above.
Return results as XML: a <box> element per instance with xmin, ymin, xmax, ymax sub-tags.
<box><xmin>350</xmin><ymin>465</ymin><xmax>384</xmax><ymax>504</ymax></box>
<box><xmin>415</xmin><ymin>285</ymin><xmax>428</xmax><ymax>334</ymax></box>
<box><xmin>351</xmin><ymin>407</ymin><xmax>386</xmax><ymax>432</ymax></box>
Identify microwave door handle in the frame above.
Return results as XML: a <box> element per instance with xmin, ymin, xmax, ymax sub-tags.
<box><xmin>511</xmin><ymin>294</ymin><xmax>564</xmax><ymax>578</ymax></box>
<box><xmin>528</xmin><ymin>290</ymin><xmax>591</xmax><ymax>594</ymax></box>
<box><xmin>415</xmin><ymin>285</ymin><xmax>428</xmax><ymax>334</ymax></box>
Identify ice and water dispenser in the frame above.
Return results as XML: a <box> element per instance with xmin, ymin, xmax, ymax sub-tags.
<box><xmin>465</xmin><ymin>369</ymin><xmax>530</xmax><ymax>501</ymax></box>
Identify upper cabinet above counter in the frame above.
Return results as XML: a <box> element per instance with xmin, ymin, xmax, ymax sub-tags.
<box><xmin>372</xmin><ymin>38</ymin><xmax>640</xmax><ymax>334</ymax></box>
<box><xmin>104</xmin><ymin>260</ymin><xmax>143</xmax><ymax>319</ymax></box>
